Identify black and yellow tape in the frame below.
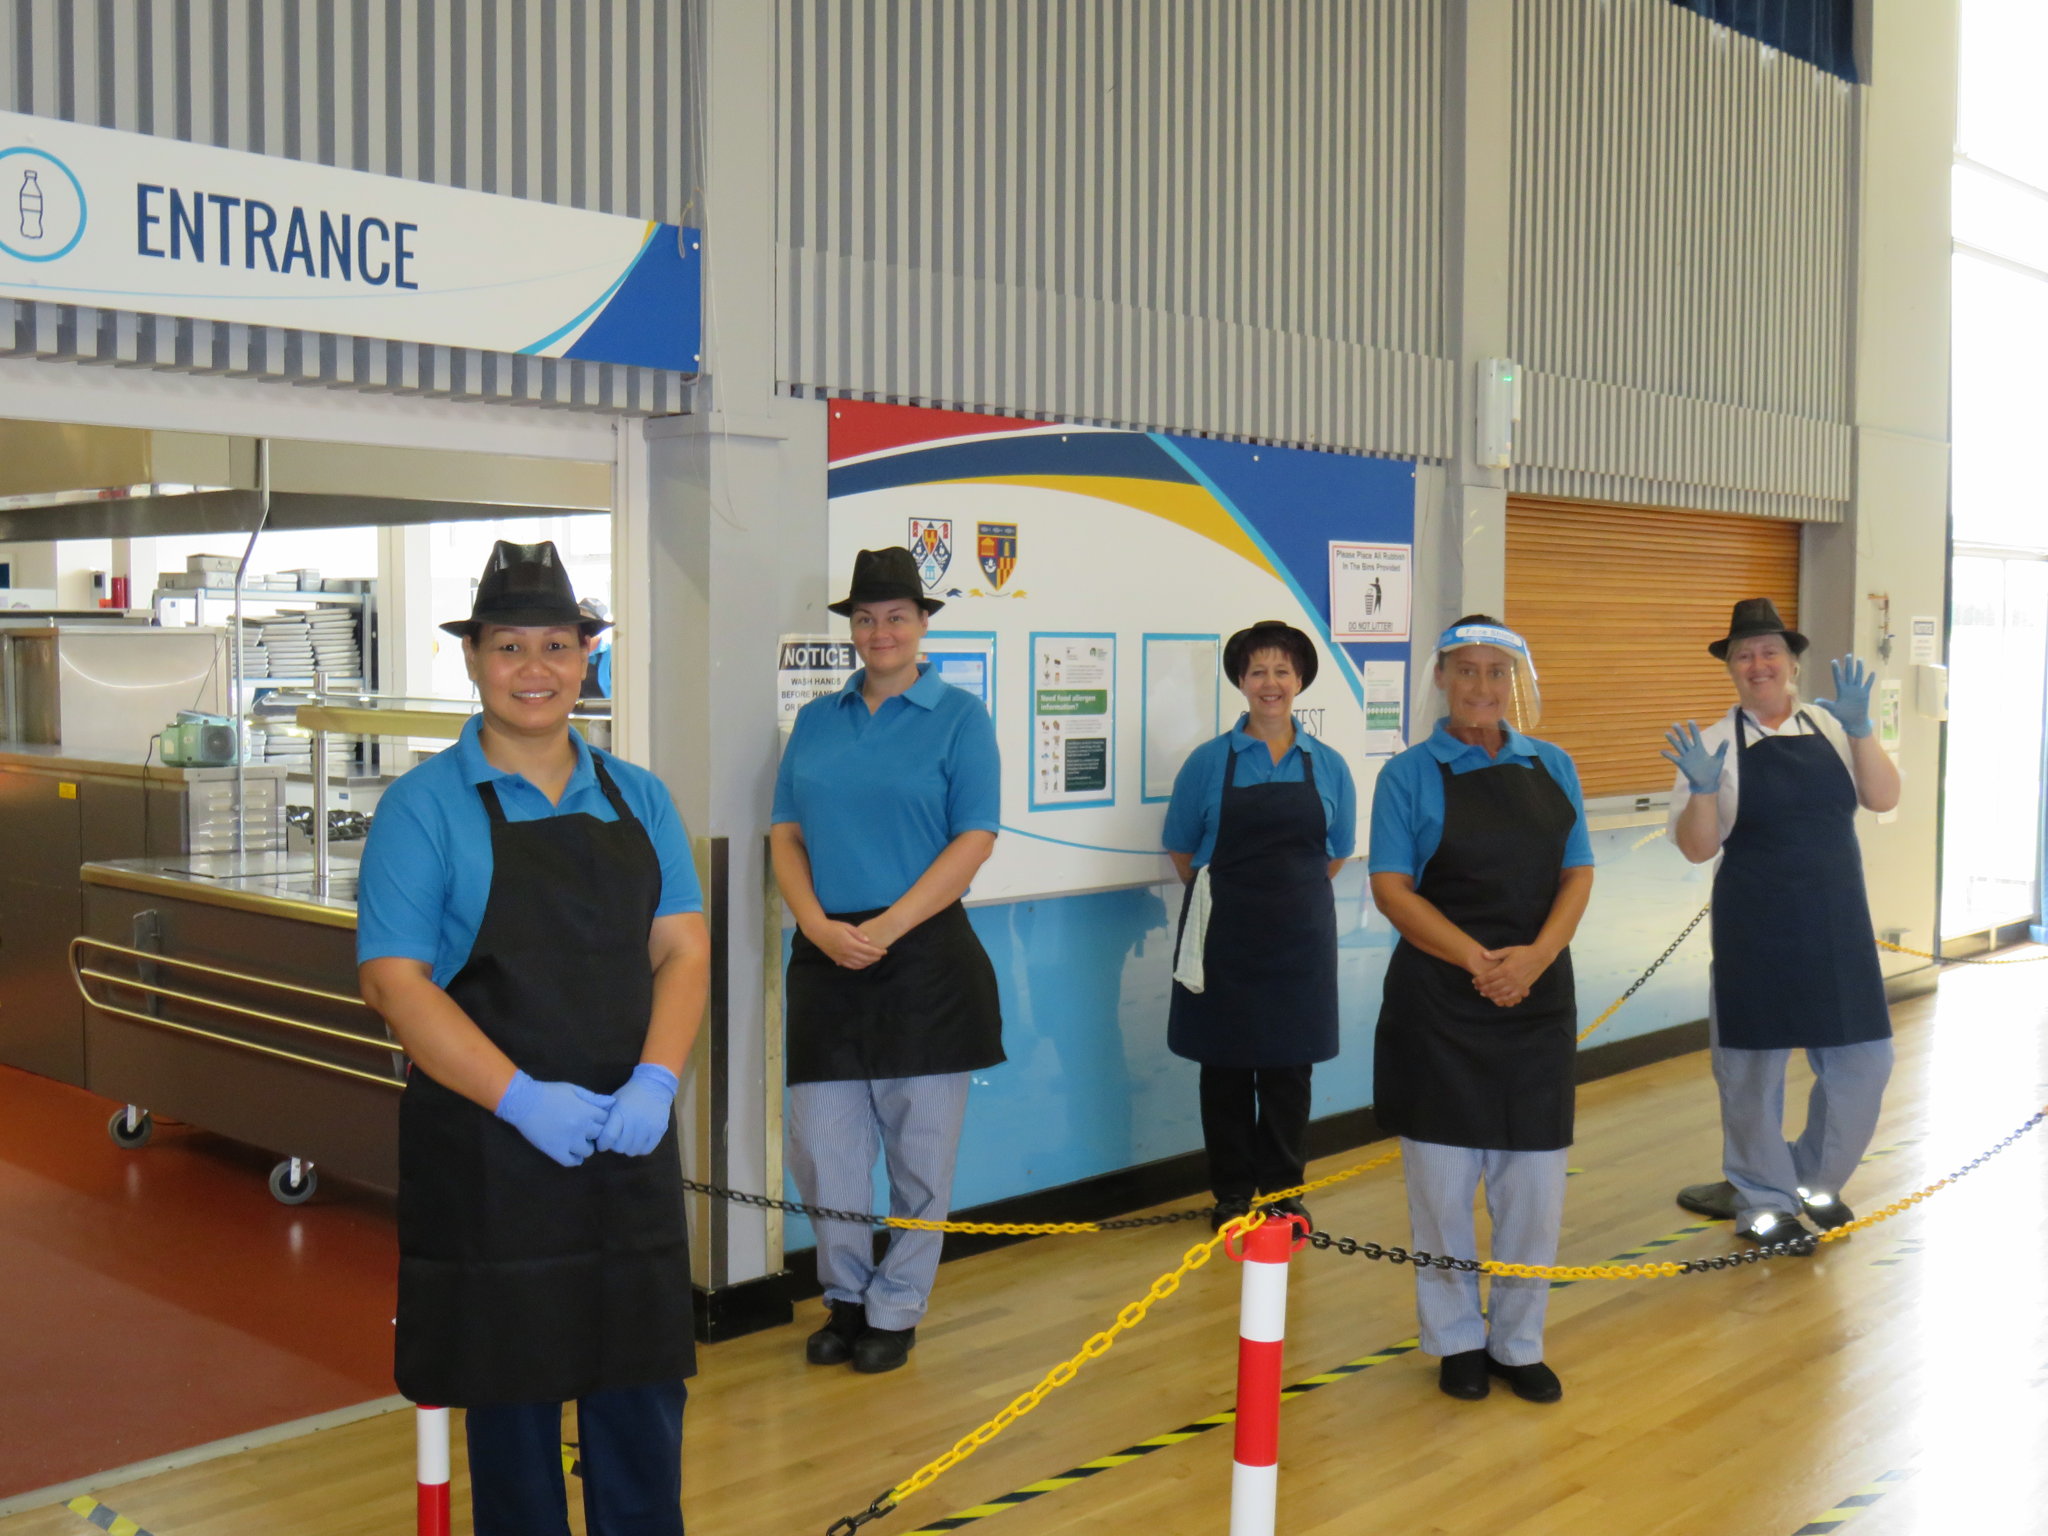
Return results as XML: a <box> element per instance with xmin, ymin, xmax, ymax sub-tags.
<box><xmin>888</xmin><ymin>1125</ymin><xmax>1946</xmax><ymax>1531</ymax></box>
<box><xmin>898</xmin><ymin>1341</ymin><xmax>1423</xmax><ymax>1534</ymax></box>
<box><xmin>1790</xmin><ymin>1467</ymin><xmax>1915</xmax><ymax>1533</ymax></box>
<box><xmin>63</xmin><ymin>1495</ymin><xmax>156</xmax><ymax>1536</ymax></box>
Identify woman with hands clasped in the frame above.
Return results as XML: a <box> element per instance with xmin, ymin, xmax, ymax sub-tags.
<box><xmin>1663</xmin><ymin>599</ymin><xmax>1900</xmax><ymax>1252</ymax></box>
<box><xmin>1367</xmin><ymin>617</ymin><xmax>1593</xmax><ymax>1405</ymax></box>
<box><xmin>771</xmin><ymin>547</ymin><xmax>1004</xmax><ymax>1376</ymax></box>
<box><xmin>357</xmin><ymin>542</ymin><xmax>708</xmax><ymax>1536</ymax></box>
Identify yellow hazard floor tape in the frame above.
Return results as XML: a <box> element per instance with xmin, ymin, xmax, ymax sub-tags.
<box><xmin>1790</xmin><ymin>1467</ymin><xmax>1916</xmax><ymax>1533</ymax></box>
<box><xmin>63</xmin><ymin>1495</ymin><xmax>154</xmax><ymax>1536</ymax></box>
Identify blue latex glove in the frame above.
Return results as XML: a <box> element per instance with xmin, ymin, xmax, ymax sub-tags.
<box><xmin>595</xmin><ymin>1063</ymin><xmax>680</xmax><ymax>1157</ymax></box>
<box><xmin>1660</xmin><ymin>721</ymin><xmax>1728</xmax><ymax>795</ymax></box>
<box><xmin>495</xmin><ymin>1070</ymin><xmax>614</xmax><ymax>1167</ymax></box>
<box><xmin>1813</xmin><ymin>655</ymin><xmax>1875</xmax><ymax>738</ymax></box>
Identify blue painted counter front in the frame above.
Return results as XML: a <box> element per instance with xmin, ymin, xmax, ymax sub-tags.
<box><xmin>780</xmin><ymin>822</ymin><xmax>1713</xmax><ymax>1250</ymax></box>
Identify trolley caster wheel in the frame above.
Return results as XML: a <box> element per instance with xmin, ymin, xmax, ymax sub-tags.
<box><xmin>269</xmin><ymin>1160</ymin><xmax>318</xmax><ymax>1205</ymax></box>
<box><xmin>107</xmin><ymin>1107</ymin><xmax>154</xmax><ymax>1149</ymax></box>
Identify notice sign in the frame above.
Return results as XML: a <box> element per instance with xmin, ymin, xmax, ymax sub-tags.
<box><xmin>1032</xmin><ymin>633</ymin><xmax>1116</xmax><ymax>809</ymax></box>
<box><xmin>1329</xmin><ymin>542</ymin><xmax>1412</xmax><ymax>641</ymax></box>
<box><xmin>777</xmin><ymin>635</ymin><xmax>856</xmax><ymax>734</ymax></box>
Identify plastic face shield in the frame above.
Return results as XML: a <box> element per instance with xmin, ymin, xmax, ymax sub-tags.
<box><xmin>1432</xmin><ymin>622</ymin><xmax>1542</xmax><ymax>734</ymax></box>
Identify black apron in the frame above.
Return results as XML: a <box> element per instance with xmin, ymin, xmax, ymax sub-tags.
<box><xmin>786</xmin><ymin>900</ymin><xmax>1004</xmax><ymax>1084</ymax></box>
<box><xmin>394</xmin><ymin>757</ymin><xmax>694</xmax><ymax>1406</ymax></box>
<box><xmin>1710</xmin><ymin>711</ymin><xmax>1890</xmax><ymax>1050</ymax></box>
<box><xmin>1374</xmin><ymin>755</ymin><xmax>1578</xmax><ymax>1150</ymax></box>
<box><xmin>1167</xmin><ymin>742</ymin><xmax>1339</xmax><ymax>1068</ymax></box>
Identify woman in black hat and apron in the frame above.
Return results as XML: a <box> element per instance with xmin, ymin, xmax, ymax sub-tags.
<box><xmin>1163</xmin><ymin>620</ymin><xmax>1357</xmax><ymax>1230</ymax></box>
<box><xmin>1663</xmin><ymin>599</ymin><xmax>1899</xmax><ymax>1249</ymax></box>
<box><xmin>771</xmin><ymin>546</ymin><xmax>1004</xmax><ymax>1375</ymax></box>
<box><xmin>1368</xmin><ymin>616</ymin><xmax>1593</xmax><ymax>1405</ymax></box>
<box><xmin>358</xmin><ymin>541</ymin><xmax>708</xmax><ymax>1536</ymax></box>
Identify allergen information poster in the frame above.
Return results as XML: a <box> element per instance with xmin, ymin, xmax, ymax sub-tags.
<box><xmin>1031</xmin><ymin>632</ymin><xmax>1116</xmax><ymax>809</ymax></box>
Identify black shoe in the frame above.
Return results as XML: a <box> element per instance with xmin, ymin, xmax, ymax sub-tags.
<box><xmin>851</xmin><ymin>1325</ymin><xmax>916</xmax><ymax>1374</ymax></box>
<box><xmin>1799</xmin><ymin>1190</ymin><xmax>1855</xmax><ymax>1230</ymax></box>
<box><xmin>805</xmin><ymin>1300</ymin><xmax>866</xmax><ymax>1365</ymax></box>
<box><xmin>1676</xmin><ymin>1180</ymin><xmax>1739</xmax><ymax>1220</ymax></box>
<box><xmin>1438</xmin><ymin>1349</ymin><xmax>1490</xmax><ymax>1400</ymax></box>
<box><xmin>1486</xmin><ymin>1355</ymin><xmax>1563</xmax><ymax>1403</ymax></box>
<box><xmin>1736</xmin><ymin>1213</ymin><xmax>1816</xmax><ymax>1253</ymax></box>
<box><xmin>1265</xmin><ymin>1196</ymin><xmax>1313</xmax><ymax>1231</ymax></box>
<box><xmin>1210</xmin><ymin>1197</ymin><xmax>1253</xmax><ymax>1233</ymax></box>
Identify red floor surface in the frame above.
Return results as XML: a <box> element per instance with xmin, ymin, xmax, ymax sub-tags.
<box><xmin>0</xmin><ymin>1065</ymin><xmax>398</xmax><ymax>1499</ymax></box>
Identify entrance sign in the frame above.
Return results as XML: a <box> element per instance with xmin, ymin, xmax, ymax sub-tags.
<box><xmin>0</xmin><ymin>108</ymin><xmax>700</xmax><ymax>372</ymax></box>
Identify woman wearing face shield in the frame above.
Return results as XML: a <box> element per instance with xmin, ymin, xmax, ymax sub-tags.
<box><xmin>1662</xmin><ymin>599</ymin><xmax>1900</xmax><ymax>1251</ymax></box>
<box><xmin>1162</xmin><ymin>621</ymin><xmax>1358</xmax><ymax>1231</ymax></box>
<box><xmin>1367</xmin><ymin>616</ymin><xmax>1594</xmax><ymax>1405</ymax></box>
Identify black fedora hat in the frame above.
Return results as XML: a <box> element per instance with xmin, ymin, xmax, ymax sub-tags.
<box><xmin>1708</xmin><ymin>597</ymin><xmax>1807</xmax><ymax>660</ymax></box>
<box><xmin>439</xmin><ymin>540</ymin><xmax>609</xmax><ymax>638</ymax></box>
<box><xmin>1224</xmin><ymin>619</ymin><xmax>1319</xmax><ymax>690</ymax></box>
<box><xmin>828</xmin><ymin>546</ymin><xmax>945</xmax><ymax>617</ymax></box>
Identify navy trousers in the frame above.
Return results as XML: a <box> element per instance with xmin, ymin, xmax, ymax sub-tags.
<box><xmin>466</xmin><ymin>1380</ymin><xmax>687</xmax><ymax>1536</ymax></box>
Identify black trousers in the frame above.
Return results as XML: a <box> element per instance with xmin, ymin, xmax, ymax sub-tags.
<box><xmin>1198</xmin><ymin>1064</ymin><xmax>1314</xmax><ymax>1203</ymax></box>
<box><xmin>466</xmin><ymin>1379</ymin><xmax>687</xmax><ymax>1536</ymax></box>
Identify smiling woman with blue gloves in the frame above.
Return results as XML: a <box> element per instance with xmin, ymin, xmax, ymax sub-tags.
<box><xmin>1663</xmin><ymin>599</ymin><xmax>1901</xmax><ymax>1252</ymax></box>
<box><xmin>358</xmin><ymin>542</ymin><xmax>709</xmax><ymax>1536</ymax></box>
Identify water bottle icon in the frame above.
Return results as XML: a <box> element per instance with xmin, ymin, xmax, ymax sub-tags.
<box><xmin>18</xmin><ymin>170</ymin><xmax>44</xmax><ymax>240</ymax></box>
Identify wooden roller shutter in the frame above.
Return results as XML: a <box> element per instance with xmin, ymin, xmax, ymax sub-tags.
<box><xmin>1504</xmin><ymin>497</ymin><xmax>1802</xmax><ymax>799</ymax></box>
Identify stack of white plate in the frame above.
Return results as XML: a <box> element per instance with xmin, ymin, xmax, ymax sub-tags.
<box><xmin>237</xmin><ymin>619</ymin><xmax>270</xmax><ymax>679</ymax></box>
<box><xmin>261</xmin><ymin>727</ymin><xmax>356</xmax><ymax>771</ymax></box>
<box><xmin>306</xmin><ymin>604</ymin><xmax>362</xmax><ymax>680</ymax></box>
<box><xmin>254</xmin><ymin>614</ymin><xmax>316</xmax><ymax>679</ymax></box>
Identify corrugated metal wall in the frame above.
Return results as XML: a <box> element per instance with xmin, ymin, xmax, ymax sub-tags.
<box><xmin>777</xmin><ymin>0</ymin><xmax>1452</xmax><ymax>460</ymax></box>
<box><xmin>0</xmin><ymin>0</ymin><xmax>698</xmax><ymax>415</ymax></box>
<box><xmin>1507</xmin><ymin>0</ymin><xmax>1856</xmax><ymax>520</ymax></box>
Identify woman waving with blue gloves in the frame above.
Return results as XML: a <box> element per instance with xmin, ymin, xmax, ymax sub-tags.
<box><xmin>1662</xmin><ymin>599</ymin><xmax>1900</xmax><ymax>1252</ymax></box>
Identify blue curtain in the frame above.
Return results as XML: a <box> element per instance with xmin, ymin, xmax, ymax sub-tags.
<box><xmin>1669</xmin><ymin>0</ymin><xmax>1858</xmax><ymax>82</ymax></box>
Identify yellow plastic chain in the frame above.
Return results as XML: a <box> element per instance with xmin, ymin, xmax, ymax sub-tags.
<box><xmin>1876</xmin><ymin>938</ymin><xmax>2048</xmax><ymax>964</ymax></box>
<box><xmin>877</xmin><ymin>1211</ymin><xmax>1262</xmax><ymax>1511</ymax></box>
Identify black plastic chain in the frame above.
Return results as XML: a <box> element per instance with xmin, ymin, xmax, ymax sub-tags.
<box><xmin>825</xmin><ymin>1495</ymin><xmax>898</xmax><ymax>1536</ymax></box>
<box><xmin>1304</xmin><ymin>1105</ymin><xmax>2048</xmax><ymax>1275</ymax></box>
<box><xmin>1617</xmin><ymin>904</ymin><xmax>1710</xmax><ymax>1008</ymax></box>
<box><xmin>1303</xmin><ymin>1226</ymin><xmax>1818</xmax><ymax>1271</ymax></box>
<box><xmin>679</xmin><ymin>1177</ymin><xmax>1217</xmax><ymax>1231</ymax></box>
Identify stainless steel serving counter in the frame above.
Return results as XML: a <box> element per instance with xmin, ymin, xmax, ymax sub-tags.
<box><xmin>82</xmin><ymin>851</ymin><xmax>360</xmax><ymax>928</ymax></box>
<box><xmin>0</xmin><ymin>747</ymin><xmax>288</xmax><ymax>1083</ymax></box>
<box><xmin>75</xmin><ymin>852</ymin><xmax>397</xmax><ymax>1198</ymax></box>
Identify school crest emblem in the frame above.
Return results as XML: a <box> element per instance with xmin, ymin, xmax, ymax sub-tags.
<box><xmin>978</xmin><ymin>523</ymin><xmax>1018</xmax><ymax>590</ymax></box>
<box><xmin>908</xmin><ymin>519</ymin><xmax>953</xmax><ymax>590</ymax></box>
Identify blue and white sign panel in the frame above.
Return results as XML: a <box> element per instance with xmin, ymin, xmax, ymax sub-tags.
<box><xmin>0</xmin><ymin>108</ymin><xmax>700</xmax><ymax>373</ymax></box>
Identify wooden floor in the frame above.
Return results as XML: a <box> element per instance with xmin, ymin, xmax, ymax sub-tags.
<box><xmin>6</xmin><ymin>953</ymin><xmax>2046</xmax><ymax>1536</ymax></box>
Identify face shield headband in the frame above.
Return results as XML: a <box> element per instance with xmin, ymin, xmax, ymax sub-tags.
<box><xmin>1432</xmin><ymin>622</ymin><xmax>1542</xmax><ymax>733</ymax></box>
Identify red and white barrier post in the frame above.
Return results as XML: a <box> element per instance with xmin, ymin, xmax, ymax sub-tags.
<box><xmin>1226</xmin><ymin>1212</ymin><xmax>1307</xmax><ymax>1536</ymax></box>
<box><xmin>416</xmin><ymin>1405</ymin><xmax>451</xmax><ymax>1536</ymax></box>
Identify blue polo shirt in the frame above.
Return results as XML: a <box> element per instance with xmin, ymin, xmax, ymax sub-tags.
<box><xmin>771</xmin><ymin>664</ymin><xmax>1001</xmax><ymax>914</ymax></box>
<box><xmin>1368</xmin><ymin>718</ymin><xmax>1593</xmax><ymax>884</ymax></box>
<box><xmin>356</xmin><ymin>714</ymin><xmax>703</xmax><ymax>985</ymax></box>
<box><xmin>1162</xmin><ymin>716</ymin><xmax>1358</xmax><ymax>867</ymax></box>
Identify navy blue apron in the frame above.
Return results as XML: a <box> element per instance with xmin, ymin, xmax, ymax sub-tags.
<box><xmin>1168</xmin><ymin>741</ymin><xmax>1340</xmax><ymax>1068</ymax></box>
<box><xmin>1373</xmin><ymin>754</ymin><xmax>1578</xmax><ymax>1150</ymax></box>
<box><xmin>394</xmin><ymin>756</ymin><xmax>694</xmax><ymax>1407</ymax></box>
<box><xmin>1710</xmin><ymin>711</ymin><xmax>1890</xmax><ymax>1050</ymax></box>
